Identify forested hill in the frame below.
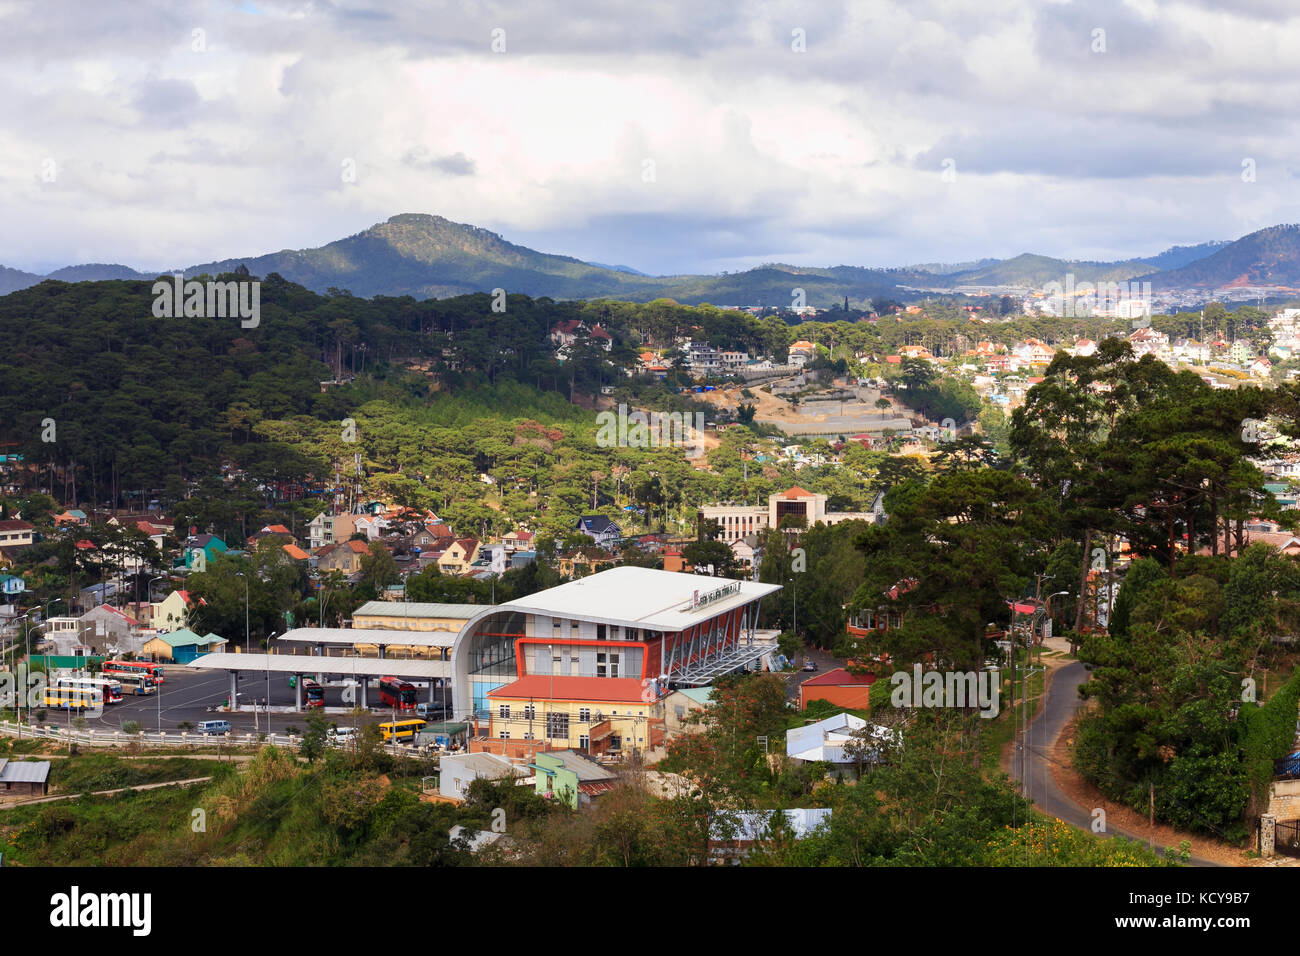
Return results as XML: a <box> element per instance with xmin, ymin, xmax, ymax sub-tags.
<box><xmin>0</xmin><ymin>274</ymin><xmax>605</xmax><ymax>497</ymax></box>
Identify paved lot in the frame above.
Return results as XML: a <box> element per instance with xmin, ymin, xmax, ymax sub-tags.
<box><xmin>39</xmin><ymin>665</ymin><xmax>448</xmax><ymax>736</ymax></box>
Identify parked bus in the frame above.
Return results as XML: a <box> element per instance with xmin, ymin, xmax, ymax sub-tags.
<box><xmin>378</xmin><ymin>719</ymin><xmax>426</xmax><ymax>742</ymax></box>
<box><xmin>78</xmin><ymin>677</ymin><xmax>123</xmax><ymax>704</ymax></box>
<box><xmin>115</xmin><ymin>673</ymin><xmax>157</xmax><ymax>696</ymax></box>
<box><xmin>302</xmin><ymin>678</ymin><xmax>325</xmax><ymax>708</ymax></box>
<box><xmin>44</xmin><ymin>678</ymin><xmax>104</xmax><ymax>710</ymax></box>
<box><xmin>104</xmin><ymin>660</ymin><xmax>164</xmax><ymax>684</ymax></box>
<box><xmin>378</xmin><ymin>676</ymin><xmax>417</xmax><ymax>710</ymax></box>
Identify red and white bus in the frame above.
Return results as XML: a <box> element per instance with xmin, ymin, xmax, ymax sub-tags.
<box><xmin>302</xmin><ymin>678</ymin><xmax>325</xmax><ymax>708</ymax></box>
<box><xmin>104</xmin><ymin>660</ymin><xmax>164</xmax><ymax>684</ymax></box>
<box><xmin>378</xmin><ymin>676</ymin><xmax>417</xmax><ymax>710</ymax></box>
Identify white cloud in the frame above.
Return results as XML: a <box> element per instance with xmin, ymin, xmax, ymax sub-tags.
<box><xmin>0</xmin><ymin>0</ymin><xmax>1298</xmax><ymax>276</ymax></box>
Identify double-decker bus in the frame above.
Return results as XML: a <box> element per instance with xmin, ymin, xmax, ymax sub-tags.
<box><xmin>302</xmin><ymin>678</ymin><xmax>325</xmax><ymax>708</ymax></box>
<box><xmin>104</xmin><ymin>660</ymin><xmax>164</xmax><ymax>684</ymax></box>
<box><xmin>115</xmin><ymin>673</ymin><xmax>157</xmax><ymax>696</ymax></box>
<box><xmin>378</xmin><ymin>676</ymin><xmax>417</xmax><ymax>710</ymax></box>
<box><xmin>378</xmin><ymin>718</ymin><xmax>426</xmax><ymax>742</ymax></box>
<box><xmin>44</xmin><ymin>677</ymin><xmax>104</xmax><ymax>710</ymax></box>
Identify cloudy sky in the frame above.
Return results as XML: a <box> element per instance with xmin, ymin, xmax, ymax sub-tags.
<box><xmin>3</xmin><ymin>0</ymin><xmax>1299</xmax><ymax>276</ymax></box>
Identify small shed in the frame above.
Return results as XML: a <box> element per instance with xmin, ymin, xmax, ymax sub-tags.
<box><xmin>142</xmin><ymin>628</ymin><xmax>228</xmax><ymax>664</ymax></box>
<box><xmin>0</xmin><ymin>759</ymin><xmax>51</xmax><ymax>797</ymax></box>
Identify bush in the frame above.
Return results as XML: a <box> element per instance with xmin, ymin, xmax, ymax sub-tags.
<box><xmin>121</xmin><ymin>720</ymin><xmax>142</xmax><ymax>735</ymax></box>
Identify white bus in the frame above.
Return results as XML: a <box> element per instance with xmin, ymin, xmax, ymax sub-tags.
<box><xmin>115</xmin><ymin>673</ymin><xmax>157</xmax><ymax>696</ymax></box>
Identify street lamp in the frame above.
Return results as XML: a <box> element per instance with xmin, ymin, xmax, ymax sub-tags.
<box><xmin>264</xmin><ymin>631</ymin><xmax>278</xmax><ymax>737</ymax></box>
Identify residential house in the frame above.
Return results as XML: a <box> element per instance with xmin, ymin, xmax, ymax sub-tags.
<box><xmin>799</xmin><ymin>667</ymin><xmax>877</xmax><ymax>710</ymax></box>
<box><xmin>142</xmin><ymin>628</ymin><xmax>228</xmax><ymax>664</ymax></box>
<box><xmin>438</xmin><ymin>538</ymin><xmax>480</xmax><ymax>574</ymax></box>
<box><xmin>306</xmin><ymin>512</ymin><xmax>360</xmax><ymax>551</ymax></box>
<box><xmin>316</xmin><ymin>538</ymin><xmax>371</xmax><ymax>575</ymax></box>
<box><xmin>1128</xmin><ymin>327</ymin><xmax>1170</xmax><ymax>359</ymax></box>
<box><xmin>438</xmin><ymin>751</ymin><xmax>527</xmax><ymax>802</ymax></box>
<box><xmin>1230</xmin><ymin>339</ymin><xmax>1255</xmax><ymax>365</ymax></box>
<box><xmin>788</xmin><ymin>340</ymin><xmax>817</xmax><ymax>367</ymax></box>
<box><xmin>576</xmin><ymin>515</ymin><xmax>622</xmax><ymax>547</ymax></box>
<box><xmin>786</xmin><ymin>712</ymin><xmax>899</xmax><ymax>777</ymax></box>
<box><xmin>0</xmin><ymin>520</ymin><xmax>35</xmax><ymax>548</ymax></box>
<box><xmin>530</xmin><ymin>750</ymin><xmax>618</xmax><ymax>809</ymax></box>
<box><xmin>730</xmin><ymin>533</ymin><xmax>763</xmax><ymax>570</ymax></box>
<box><xmin>550</xmin><ymin>320</ymin><xmax>612</xmax><ymax>356</ymax></box>
<box><xmin>0</xmin><ymin>759</ymin><xmax>51</xmax><ymax>798</ymax></box>
<box><xmin>247</xmin><ymin>524</ymin><xmax>296</xmax><ymax>549</ymax></box>
<box><xmin>656</xmin><ymin>686</ymin><xmax>714</xmax><ymax>737</ymax></box>
<box><xmin>182</xmin><ymin>533</ymin><xmax>227</xmax><ymax>571</ymax></box>
<box><xmin>153</xmin><ymin>589</ymin><xmax>198</xmax><ymax>631</ymax></box>
<box><xmin>78</xmin><ymin>605</ymin><xmax>141</xmax><ymax>656</ymax></box>
<box><xmin>1172</xmin><ymin>338</ymin><xmax>1211</xmax><ymax>364</ymax></box>
<box><xmin>501</xmin><ymin>530</ymin><xmax>535</xmax><ymax>553</ymax></box>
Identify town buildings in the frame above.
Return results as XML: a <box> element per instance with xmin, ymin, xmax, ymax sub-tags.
<box><xmin>699</xmin><ymin>486</ymin><xmax>881</xmax><ymax>544</ymax></box>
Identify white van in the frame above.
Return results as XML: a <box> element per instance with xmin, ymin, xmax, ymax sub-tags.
<box><xmin>196</xmin><ymin>720</ymin><xmax>231</xmax><ymax>735</ymax></box>
<box><xmin>327</xmin><ymin>726</ymin><xmax>359</xmax><ymax>745</ymax></box>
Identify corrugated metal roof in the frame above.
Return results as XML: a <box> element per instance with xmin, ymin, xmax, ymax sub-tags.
<box><xmin>186</xmin><ymin>652</ymin><xmax>449</xmax><ymax>679</ymax></box>
<box><xmin>277</xmin><ymin>627</ymin><xmax>456</xmax><ymax>648</ymax></box>
<box><xmin>536</xmin><ymin>750</ymin><xmax>617</xmax><ymax>781</ymax></box>
<box><xmin>0</xmin><ymin>760</ymin><xmax>51</xmax><ymax>784</ymax></box>
<box><xmin>353</xmin><ymin>602</ymin><xmax>484</xmax><ymax>620</ymax></box>
<box><xmin>147</xmin><ymin>628</ymin><xmax>227</xmax><ymax>648</ymax></box>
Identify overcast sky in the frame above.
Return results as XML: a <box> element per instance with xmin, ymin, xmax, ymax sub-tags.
<box><xmin>3</xmin><ymin>0</ymin><xmax>1299</xmax><ymax>276</ymax></box>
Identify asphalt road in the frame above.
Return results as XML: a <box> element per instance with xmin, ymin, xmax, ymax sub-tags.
<box><xmin>29</xmin><ymin>665</ymin><xmax>446</xmax><ymax>737</ymax></box>
<box><xmin>1011</xmin><ymin>660</ymin><xmax>1222</xmax><ymax>867</ymax></box>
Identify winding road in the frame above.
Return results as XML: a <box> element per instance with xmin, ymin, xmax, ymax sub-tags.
<box><xmin>1010</xmin><ymin>659</ymin><xmax>1223</xmax><ymax>867</ymax></box>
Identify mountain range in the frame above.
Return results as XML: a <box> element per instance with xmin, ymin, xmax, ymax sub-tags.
<box><xmin>2</xmin><ymin>214</ymin><xmax>1298</xmax><ymax>306</ymax></box>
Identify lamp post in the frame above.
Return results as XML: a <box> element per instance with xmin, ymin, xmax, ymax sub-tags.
<box><xmin>264</xmin><ymin>632</ymin><xmax>278</xmax><ymax>736</ymax></box>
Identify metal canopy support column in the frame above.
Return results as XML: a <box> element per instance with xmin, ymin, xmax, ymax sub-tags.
<box><xmin>295</xmin><ymin>677</ymin><xmax>302</xmax><ymax>710</ymax></box>
<box><xmin>229</xmin><ymin>672</ymin><xmax>237</xmax><ymax>710</ymax></box>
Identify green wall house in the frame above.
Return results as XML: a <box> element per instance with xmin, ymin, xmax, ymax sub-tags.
<box><xmin>529</xmin><ymin>751</ymin><xmax>616</xmax><ymax>809</ymax></box>
<box><xmin>183</xmin><ymin>534</ymin><xmax>228</xmax><ymax>571</ymax></box>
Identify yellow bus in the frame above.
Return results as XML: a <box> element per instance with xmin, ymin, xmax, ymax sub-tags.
<box><xmin>44</xmin><ymin>678</ymin><xmax>103</xmax><ymax>710</ymax></box>
<box><xmin>378</xmin><ymin>719</ymin><xmax>426</xmax><ymax>742</ymax></box>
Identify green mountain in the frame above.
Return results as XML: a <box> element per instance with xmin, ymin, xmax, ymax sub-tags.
<box><xmin>1136</xmin><ymin>240</ymin><xmax>1229</xmax><ymax>272</ymax></box>
<box><xmin>0</xmin><ymin>265</ymin><xmax>42</xmax><ymax>295</ymax></box>
<box><xmin>0</xmin><ymin>214</ymin><xmax>1271</xmax><ymax>304</ymax></box>
<box><xmin>44</xmin><ymin>264</ymin><xmax>150</xmax><ymax>282</ymax></box>
<box><xmin>937</xmin><ymin>253</ymin><xmax>1147</xmax><ymax>287</ymax></box>
<box><xmin>1141</xmin><ymin>224</ymin><xmax>1300</xmax><ymax>289</ymax></box>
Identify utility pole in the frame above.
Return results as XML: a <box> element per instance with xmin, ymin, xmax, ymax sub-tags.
<box><xmin>1149</xmin><ymin>783</ymin><xmax>1155</xmax><ymax>850</ymax></box>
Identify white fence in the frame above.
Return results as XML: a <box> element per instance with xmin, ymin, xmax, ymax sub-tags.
<box><xmin>0</xmin><ymin>719</ymin><xmax>416</xmax><ymax>756</ymax></box>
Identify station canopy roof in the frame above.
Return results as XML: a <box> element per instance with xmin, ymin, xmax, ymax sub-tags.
<box><xmin>277</xmin><ymin>627</ymin><xmax>456</xmax><ymax>649</ymax></box>
<box><xmin>187</xmin><ymin>652</ymin><xmax>449</xmax><ymax>679</ymax></box>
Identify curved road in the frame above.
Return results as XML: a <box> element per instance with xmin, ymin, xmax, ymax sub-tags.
<box><xmin>1011</xmin><ymin>660</ymin><xmax>1222</xmax><ymax>867</ymax></box>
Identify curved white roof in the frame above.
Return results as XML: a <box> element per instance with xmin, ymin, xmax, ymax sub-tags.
<box><xmin>490</xmin><ymin>566</ymin><xmax>779</xmax><ymax>632</ymax></box>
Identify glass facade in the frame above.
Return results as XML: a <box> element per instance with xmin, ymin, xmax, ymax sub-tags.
<box><xmin>460</xmin><ymin>609</ymin><xmax>527</xmax><ymax>719</ymax></box>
